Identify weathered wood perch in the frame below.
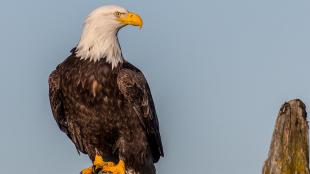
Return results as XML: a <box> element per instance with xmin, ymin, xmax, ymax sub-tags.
<box><xmin>263</xmin><ymin>99</ymin><xmax>310</xmax><ymax>174</ymax></box>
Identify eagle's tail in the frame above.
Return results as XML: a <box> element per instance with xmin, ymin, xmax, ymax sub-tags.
<box><xmin>140</xmin><ymin>163</ymin><xmax>156</xmax><ymax>174</ymax></box>
<box><xmin>127</xmin><ymin>157</ymin><xmax>156</xmax><ymax>174</ymax></box>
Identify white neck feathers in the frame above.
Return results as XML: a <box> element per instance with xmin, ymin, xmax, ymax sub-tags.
<box><xmin>75</xmin><ymin>16</ymin><xmax>123</xmax><ymax>69</ymax></box>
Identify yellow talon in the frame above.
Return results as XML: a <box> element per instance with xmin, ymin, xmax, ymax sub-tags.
<box><xmin>103</xmin><ymin>160</ymin><xmax>126</xmax><ymax>174</ymax></box>
<box><xmin>81</xmin><ymin>154</ymin><xmax>118</xmax><ymax>174</ymax></box>
<box><xmin>93</xmin><ymin>154</ymin><xmax>116</xmax><ymax>167</ymax></box>
<box><xmin>93</xmin><ymin>154</ymin><xmax>116</xmax><ymax>173</ymax></box>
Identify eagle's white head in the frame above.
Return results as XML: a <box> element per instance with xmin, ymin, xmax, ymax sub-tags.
<box><xmin>76</xmin><ymin>5</ymin><xmax>143</xmax><ymax>68</ymax></box>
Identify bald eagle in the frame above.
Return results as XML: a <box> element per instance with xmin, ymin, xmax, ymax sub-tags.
<box><xmin>48</xmin><ymin>5</ymin><xmax>164</xmax><ymax>174</ymax></box>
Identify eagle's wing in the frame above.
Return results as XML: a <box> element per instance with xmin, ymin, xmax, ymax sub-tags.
<box><xmin>48</xmin><ymin>68</ymin><xmax>86</xmax><ymax>154</ymax></box>
<box><xmin>48</xmin><ymin>69</ymin><xmax>68</xmax><ymax>133</ymax></box>
<box><xmin>117</xmin><ymin>68</ymin><xmax>164</xmax><ymax>162</ymax></box>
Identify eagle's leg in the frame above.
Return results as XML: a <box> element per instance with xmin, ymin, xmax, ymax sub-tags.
<box><xmin>81</xmin><ymin>154</ymin><xmax>116</xmax><ymax>174</ymax></box>
<box><xmin>93</xmin><ymin>154</ymin><xmax>115</xmax><ymax>173</ymax></box>
<box><xmin>102</xmin><ymin>160</ymin><xmax>126</xmax><ymax>174</ymax></box>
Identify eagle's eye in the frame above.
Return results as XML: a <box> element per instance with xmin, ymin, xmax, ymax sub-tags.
<box><xmin>114</xmin><ymin>11</ymin><xmax>121</xmax><ymax>17</ymax></box>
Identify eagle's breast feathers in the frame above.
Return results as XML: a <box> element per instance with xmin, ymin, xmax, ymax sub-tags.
<box><xmin>49</xmin><ymin>53</ymin><xmax>163</xmax><ymax>172</ymax></box>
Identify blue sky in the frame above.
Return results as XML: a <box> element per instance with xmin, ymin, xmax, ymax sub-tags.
<box><xmin>1</xmin><ymin>0</ymin><xmax>310</xmax><ymax>173</ymax></box>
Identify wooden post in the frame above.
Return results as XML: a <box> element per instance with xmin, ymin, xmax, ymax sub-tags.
<box><xmin>262</xmin><ymin>99</ymin><xmax>310</xmax><ymax>174</ymax></box>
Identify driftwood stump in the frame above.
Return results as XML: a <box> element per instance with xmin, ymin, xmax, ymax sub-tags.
<box><xmin>263</xmin><ymin>99</ymin><xmax>310</xmax><ymax>174</ymax></box>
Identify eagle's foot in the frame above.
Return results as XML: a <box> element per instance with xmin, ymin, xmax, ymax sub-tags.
<box><xmin>102</xmin><ymin>160</ymin><xmax>126</xmax><ymax>174</ymax></box>
<box><xmin>80</xmin><ymin>154</ymin><xmax>116</xmax><ymax>174</ymax></box>
<box><xmin>93</xmin><ymin>154</ymin><xmax>116</xmax><ymax>173</ymax></box>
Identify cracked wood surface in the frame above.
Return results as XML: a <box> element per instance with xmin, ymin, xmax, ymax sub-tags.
<box><xmin>263</xmin><ymin>99</ymin><xmax>310</xmax><ymax>174</ymax></box>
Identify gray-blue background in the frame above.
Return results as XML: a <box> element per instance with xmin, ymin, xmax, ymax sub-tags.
<box><xmin>1</xmin><ymin>0</ymin><xmax>310</xmax><ymax>173</ymax></box>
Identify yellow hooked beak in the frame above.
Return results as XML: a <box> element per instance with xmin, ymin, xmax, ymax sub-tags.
<box><xmin>118</xmin><ymin>12</ymin><xmax>143</xmax><ymax>29</ymax></box>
